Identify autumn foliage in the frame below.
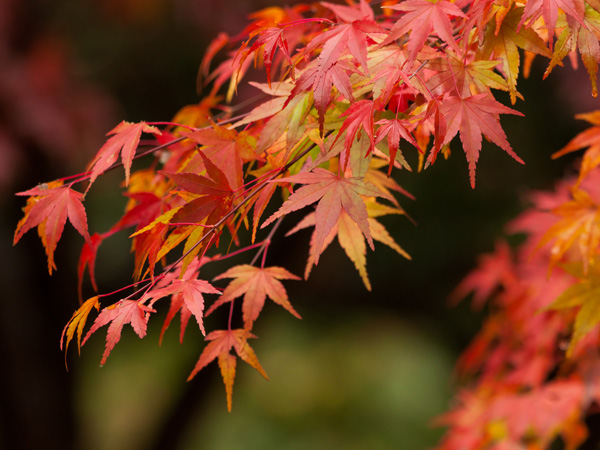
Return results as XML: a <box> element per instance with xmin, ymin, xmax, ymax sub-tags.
<box><xmin>13</xmin><ymin>0</ymin><xmax>600</xmax><ymax>447</ymax></box>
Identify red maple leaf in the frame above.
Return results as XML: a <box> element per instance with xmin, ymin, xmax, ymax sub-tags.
<box><xmin>82</xmin><ymin>299</ymin><xmax>156</xmax><ymax>366</ymax></box>
<box><xmin>438</xmin><ymin>94</ymin><xmax>524</xmax><ymax>188</ymax></box>
<box><xmin>181</xmin><ymin>124</ymin><xmax>251</xmax><ymax>191</ymax></box>
<box><xmin>14</xmin><ymin>184</ymin><xmax>90</xmax><ymax>274</ymax></box>
<box><xmin>262</xmin><ymin>168</ymin><xmax>389</xmax><ymax>262</ymax></box>
<box><xmin>382</xmin><ymin>0</ymin><xmax>467</xmax><ymax>61</ymax></box>
<box><xmin>77</xmin><ymin>232</ymin><xmax>105</xmax><ymax>301</ymax></box>
<box><xmin>374</xmin><ymin>117</ymin><xmax>418</xmax><ymax>175</ymax></box>
<box><xmin>322</xmin><ymin>0</ymin><xmax>374</xmax><ymax>23</ymax></box>
<box><xmin>305</xmin><ymin>17</ymin><xmax>382</xmax><ymax>76</ymax></box>
<box><xmin>187</xmin><ymin>329</ymin><xmax>268</xmax><ymax>411</ymax></box>
<box><xmin>206</xmin><ymin>265</ymin><xmax>301</xmax><ymax>330</ymax></box>
<box><xmin>247</xmin><ymin>26</ymin><xmax>294</xmax><ymax>86</ymax></box>
<box><xmin>143</xmin><ymin>278</ymin><xmax>221</xmax><ymax>337</ymax></box>
<box><xmin>336</xmin><ymin>99</ymin><xmax>381</xmax><ymax>159</ymax></box>
<box><xmin>163</xmin><ymin>151</ymin><xmax>234</xmax><ymax>226</ymax></box>
<box><xmin>86</xmin><ymin>121</ymin><xmax>161</xmax><ymax>193</ymax></box>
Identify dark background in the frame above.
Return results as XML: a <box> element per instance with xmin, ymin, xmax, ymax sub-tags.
<box><xmin>1</xmin><ymin>1</ymin><xmax>595</xmax><ymax>449</ymax></box>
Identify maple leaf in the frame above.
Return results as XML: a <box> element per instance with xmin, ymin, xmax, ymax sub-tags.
<box><xmin>143</xmin><ymin>278</ymin><xmax>221</xmax><ymax>336</ymax></box>
<box><xmin>517</xmin><ymin>0</ymin><xmax>585</xmax><ymax>48</ymax></box>
<box><xmin>187</xmin><ymin>329</ymin><xmax>268</xmax><ymax>411</ymax></box>
<box><xmin>287</xmin><ymin>59</ymin><xmax>358</xmax><ymax>134</ymax></box>
<box><xmin>181</xmin><ymin>124</ymin><xmax>251</xmax><ymax>191</ymax></box>
<box><xmin>206</xmin><ymin>265</ymin><xmax>301</xmax><ymax>329</ymax></box>
<box><xmin>544</xmin><ymin>5</ymin><xmax>600</xmax><ymax>97</ymax></box>
<box><xmin>305</xmin><ymin>17</ymin><xmax>382</xmax><ymax>77</ymax></box>
<box><xmin>60</xmin><ymin>296</ymin><xmax>100</xmax><ymax>358</ymax></box>
<box><xmin>287</xmin><ymin>199</ymin><xmax>409</xmax><ymax>289</ymax></box>
<box><xmin>82</xmin><ymin>299</ymin><xmax>156</xmax><ymax>366</ymax></box>
<box><xmin>78</xmin><ymin>232</ymin><xmax>105</xmax><ymax>302</ymax></box>
<box><xmin>553</xmin><ymin>111</ymin><xmax>600</xmax><ymax>183</ymax></box>
<box><xmin>450</xmin><ymin>240</ymin><xmax>516</xmax><ymax>309</ymax></box>
<box><xmin>437</xmin><ymin>94</ymin><xmax>524</xmax><ymax>188</ymax></box>
<box><xmin>381</xmin><ymin>0</ymin><xmax>466</xmax><ymax>61</ymax></box>
<box><xmin>478</xmin><ymin>7</ymin><xmax>552</xmax><ymax>104</ymax></box>
<box><xmin>14</xmin><ymin>184</ymin><xmax>90</xmax><ymax>274</ymax></box>
<box><xmin>536</xmin><ymin>187</ymin><xmax>600</xmax><ymax>274</ymax></box>
<box><xmin>335</xmin><ymin>99</ymin><xmax>380</xmax><ymax>159</ymax></box>
<box><xmin>322</xmin><ymin>0</ymin><xmax>375</xmax><ymax>23</ymax></box>
<box><xmin>262</xmin><ymin>168</ymin><xmax>390</xmax><ymax>262</ymax></box>
<box><xmin>547</xmin><ymin>259</ymin><xmax>600</xmax><ymax>356</ymax></box>
<box><xmin>125</xmin><ymin>199</ymin><xmax>182</xmax><ymax>281</ymax></box>
<box><xmin>86</xmin><ymin>121</ymin><xmax>161</xmax><ymax>193</ymax></box>
<box><xmin>374</xmin><ymin>117</ymin><xmax>418</xmax><ymax>175</ymax></box>
<box><xmin>489</xmin><ymin>380</ymin><xmax>585</xmax><ymax>445</ymax></box>
<box><xmin>247</xmin><ymin>26</ymin><xmax>294</xmax><ymax>86</ymax></box>
<box><xmin>232</xmin><ymin>81</ymin><xmax>294</xmax><ymax>129</ymax></box>
<box><xmin>164</xmin><ymin>151</ymin><xmax>234</xmax><ymax>229</ymax></box>
<box><xmin>425</xmin><ymin>50</ymin><xmax>511</xmax><ymax>98</ymax></box>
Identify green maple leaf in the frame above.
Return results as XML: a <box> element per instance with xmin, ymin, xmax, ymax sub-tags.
<box><xmin>547</xmin><ymin>258</ymin><xmax>600</xmax><ymax>356</ymax></box>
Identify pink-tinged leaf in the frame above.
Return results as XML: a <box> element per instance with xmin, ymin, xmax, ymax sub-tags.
<box><xmin>322</xmin><ymin>0</ymin><xmax>374</xmax><ymax>23</ymax></box>
<box><xmin>287</xmin><ymin>201</ymin><xmax>410</xmax><ymax>289</ymax></box>
<box><xmin>518</xmin><ymin>0</ymin><xmax>585</xmax><ymax>47</ymax></box>
<box><xmin>286</xmin><ymin>59</ymin><xmax>358</xmax><ymax>134</ymax></box>
<box><xmin>382</xmin><ymin>0</ymin><xmax>466</xmax><ymax>60</ymax></box>
<box><xmin>187</xmin><ymin>329</ymin><xmax>268</xmax><ymax>411</ymax></box>
<box><xmin>87</xmin><ymin>121</ymin><xmax>161</xmax><ymax>192</ymax></box>
<box><xmin>336</xmin><ymin>100</ymin><xmax>380</xmax><ymax>160</ymax></box>
<box><xmin>450</xmin><ymin>240</ymin><xmax>515</xmax><ymax>309</ymax></box>
<box><xmin>439</xmin><ymin>94</ymin><xmax>524</xmax><ymax>188</ymax></box>
<box><xmin>263</xmin><ymin>168</ymin><xmax>388</xmax><ymax>262</ymax></box>
<box><xmin>82</xmin><ymin>300</ymin><xmax>156</xmax><ymax>366</ymax></box>
<box><xmin>208</xmin><ymin>265</ymin><xmax>301</xmax><ymax>329</ymax></box>
<box><xmin>307</xmin><ymin>19</ymin><xmax>383</xmax><ymax>75</ymax></box>
<box><xmin>144</xmin><ymin>278</ymin><xmax>221</xmax><ymax>336</ymax></box>
<box><xmin>374</xmin><ymin>118</ymin><xmax>418</xmax><ymax>175</ymax></box>
<box><xmin>15</xmin><ymin>185</ymin><xmax>90</xmax><ymax>274</ymax></box>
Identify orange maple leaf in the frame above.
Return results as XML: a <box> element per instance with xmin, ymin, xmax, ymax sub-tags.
<box><xmin>188</xmin><ymin>329</ymin><xmax>268</xmax><ymax>411</ymax></box>
<box><xmin>14</xmin><ymin>184</ymin><xmax>90</xmax><ymax>274</ymax></box>
<box><xmin>553</xmin><ymin>111</ymin><xmax>600</xmax><ymax>184</ymax></box>
<box><xmin>537</xmin><ymin>187</ymin><xmax>600</xmax><ymax>274</ymax></box>
<box><xmin>60</xmin><ymin>296</ymin><xmax>100</xmax><ymax>358</ymax></box>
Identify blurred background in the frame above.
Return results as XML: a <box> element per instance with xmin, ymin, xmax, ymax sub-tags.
<box><xmin>0</xmin><ymin>1</ymin><xmax>595</xmax><ymax>449</ymax></box>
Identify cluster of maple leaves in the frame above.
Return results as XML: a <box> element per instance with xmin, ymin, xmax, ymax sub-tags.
<box><xmin>442</xmin><ymin>113</ymin><xmax>600</xmax><ymax>449</ymax></box>
<box><xmin>12</xmin><ymin>0</ymin><xmax>600</xmax><ymax>447</ymax></box>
